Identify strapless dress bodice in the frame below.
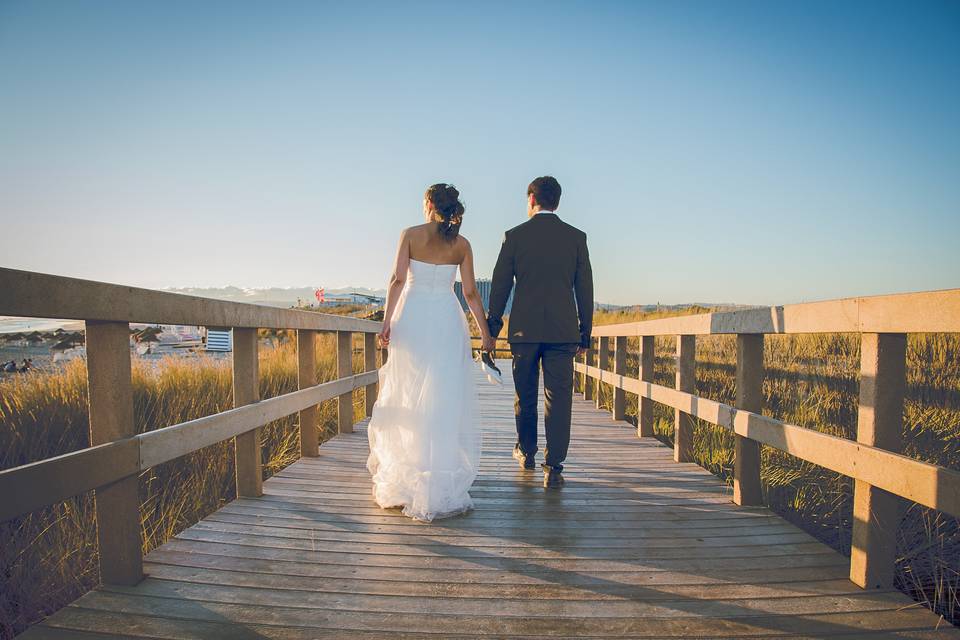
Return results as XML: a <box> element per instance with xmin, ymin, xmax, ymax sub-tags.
<box><xmin>406</xmin><ymin>258</ymin><xmax>458</xmax><ymax>294</ymax></box>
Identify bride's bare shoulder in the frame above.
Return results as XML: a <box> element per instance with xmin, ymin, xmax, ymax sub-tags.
<box><xmin>455</xmin><ymin>235</ymin><xmax>473</xmax><ymax>261</ymax></box>
<box><xmin>402</xmin><ymin>224</ymin><xmax>433</xmax><ymax>239</ymax></box>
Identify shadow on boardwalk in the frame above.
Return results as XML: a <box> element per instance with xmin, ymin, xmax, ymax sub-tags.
<box><xmin>20</xmin><ymin>369</ymin><xmax>957</xmax><ymax>638</ymax></box>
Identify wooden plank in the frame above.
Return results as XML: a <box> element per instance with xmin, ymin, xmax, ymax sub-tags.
<box><xmin>364</xmin><ymin>332</ymin><xmax>378</xmax><ymax>417</ymax></box>
<box><xmin>139</xmin><ymin>562</ymin><xmax>878</xmax><ymax>600</ymax></box>
<box><xmin>137</xmin><ymin>372</ymin><xmax>376</xmax><ymax>469</ymax></box>
<box><xmin>612</xmin><ymin>336</ymin><xmax>627</xmax><ymax>421</ymax></box>
<box><xmin>850</xmin><ymin>332</ymin><xmax>907</xmax><ymax>589</ymax></box>
<box><xmin>186</xmin><ymin>519</ymin><xmax>817</xmax><ymax>549</ymax></box>
<box><xmin>143</xmin><ymin>547</ymin><xmax>848</xmax><ymax>585</ymax></box>
<box><xmin>0</xmin><ymin>267</ymin><xmax>381</xmax><ymax>333</ymax></box>
<box><xmin>202</xmin><ymin>511</ymin><xmax>803</xmax><ymax>538</ymax></box>
<box><xmin>596</xmin><ymin>335</ymin><xmax>609</xmax><ymax>410</ymax></box>
<box><xmin>674</xmin><ymin>335</ymin><xmax>695</xmax><ymax>463</ymax></box>
<box><xmin>297</xmin><ymin>329</ymin><xmax>319</xmax><ymax>457</ymax></box>
<box><xmin>583</xmin><ymin>338</ymin><xmax>595</xmax><ymax>401</ymax></box>
<box><xmin>733</xmin><ymin>334</ymin><xmax>763</xmax><ymax>506</ymax></box>
<box><xmin>337</xmin><ymin>331</ymin><xmax>353</xmax><ymax>434</ymax></box>
<box><xmin>94</xmin><ymin>578</ymin><xmax>926</xmax><ymax>619</ymax></box>
<box><xmin>575</xmin><ymin>362</ymin><xmax>960</xmax><ymax>517</ymax></box>
<box><xmin>85</xmin><ymin>320</ymin><xmax>143</xmax><ymax>586</ymax></box>
<box><xmin>0</xmin><ymin>439</ymin><xmax>138</xmax><ymax>522</ymax></box>
<box><xmin>638</xmin><ymin>335</ymin><xmax>654</xmax><ymax>437</ymax></box>
<box><xmin>28</xmin><ymin>604</ymin><xmax>959</xmax><ymax>640</ymax></box>
<box><xmin>132</xmin><ymin>537</ymin><xmax>847</xmax><ymax>571</ymax></box>
<box><xmin>590</xmin><ymin>288</ymin><xmax>960</xmax><ymax>336</ymax></box>
<box><xmin>50</xmin><ymin>590</ymin><xmax>955</xmax><ymax>636</ymax></box>
<box><xmin>172</xmin><ymin>527</ymin><xmax>830</xmax><ymax>560</ymax></box>
<box><xmin>858</xmin><ymin>288</ymin><xmax>960</xmax><ymax>333</ymax></box>
<box><xmin>577</xmin><ymin>348</ymin><xmax>587</xmax><ymax>395</ymax></box>
<box><xmin>233</xmin><ymin>327</ymin><xmax>262</xmax><ymax>498</ymax></box>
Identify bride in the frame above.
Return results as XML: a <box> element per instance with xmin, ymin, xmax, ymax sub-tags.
<box><xmin>366</xmin><ymin>183</ymin><xmax>495</xmax><ymax>522</ymax></box>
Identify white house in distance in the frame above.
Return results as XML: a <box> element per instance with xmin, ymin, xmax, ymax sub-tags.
<box><xmin>204</xmin><ymin>328</ymin><xmax>233</xmax><ymax>352</ymax></box>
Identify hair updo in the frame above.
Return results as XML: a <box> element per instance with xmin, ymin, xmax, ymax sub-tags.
<box><xmin>425</xmin><ymin>183</ymin><xmax>465</xmax><ymax>242</ymax></box>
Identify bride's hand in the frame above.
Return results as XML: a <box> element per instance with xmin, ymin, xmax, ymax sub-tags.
<box><xmin>481</xmin><ymin>335</ymin><xmax>496</xmax><ymax>352</ymax></box>
<box><xmin>378</xmin><ymin>324</ymin><xmax>391</xmax><ymax>347</ymax></box>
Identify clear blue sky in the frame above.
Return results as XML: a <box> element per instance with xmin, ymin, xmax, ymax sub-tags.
<box><xmin>1</xmin><ymin>1</ymin><xmax>957</xmax><ymax>305</ymax></box>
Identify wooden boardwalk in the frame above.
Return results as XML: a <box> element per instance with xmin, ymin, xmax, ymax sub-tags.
<box><xmin>22</xmin><ymin>368</ymin><xmax>957</xmax><ymax>639</ymax></box>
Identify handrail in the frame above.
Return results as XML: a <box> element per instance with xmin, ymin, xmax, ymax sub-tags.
<box><xmin>469</xmin><ymin>335</ymin><xmax>512</xmax><ymax>357</ymax></box>
<box><xmin>591</xmin><ymin>288</ymin><xmax>960</xmax><ymax>337</ymax></box>
<box><xmin>0</xmin><ymin>267</ymin><xmax>380</xmax><ymax>332</ymax></box>
<box><xmin>578</xmin><ymin>286</ymin><xmax>960</xmax><ymax>591</ymax></box>
<box><xmin>0</xmin><ymin>267</ymin><xmax>383</xmax><ymax>586</ymax></box>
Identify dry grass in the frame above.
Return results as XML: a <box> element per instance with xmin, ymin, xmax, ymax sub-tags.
<box><xmin>0</xmin><ymin>331</ymin><xmax>370</xmax><ymax>639</ymax></box>
<box><xmin>584</xmin><ymin>307</ymin><xmax>960</xmax><ymax>624</ymax></box>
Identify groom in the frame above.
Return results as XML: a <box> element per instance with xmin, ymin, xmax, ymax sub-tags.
<box><xmin>487</xmin><ymin>176</ymin><xmax>593</xmax><ymax>488</ymax></box>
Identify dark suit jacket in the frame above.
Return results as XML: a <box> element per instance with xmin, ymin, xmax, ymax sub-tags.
<box><xmin>487</xmin><ymin>212</ymin><xmax>593</xmax><ymax>348</ymax></box>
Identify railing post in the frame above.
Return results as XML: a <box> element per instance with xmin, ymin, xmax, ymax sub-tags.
<box><xmin>596</xmin><ymin>336</ymin><xmax>609</xmax><ymax>410</ymax></box>
<box><xmin>233</xmin><ymin>327</ymin><xmax>262</xmax><ymax>497</ymax></box>
<box><xmin>674</xmin><ymin>335</ymin><xmax>696</xmax><ymax>462</ymax></box>
<box><xmin>612</xmin><ymin>336</ymin><xmax>627</xmax><ymax>421</ymax></box>
<box><xmin>584</xmin><ymin>339</ymin><xmax>596</xmax><ymax>401</ymax></box>
<box><xmin>364</xmin><ymin>332</ymin><xmax>378</xmax><ymax>417</ymax></box>
<box><xmin>86</xmin><ymin>320</ymin><xmax>142</xmax><ymax>586</ymax></box>
<box><xmin>297</xmin><ymin>329</ymin><xmax>318</xmax><ymax>457</ymax></box>
<box><xmin>734</xmin><ymin>334</ymin><xmax>764</xmax><ymax>506</ymax></box>
<box><xmin>577</xmin><ymin>348</ymin><xmax>587</xmax><ymax>395</ymax></box>
<box><xmin>850</xmin><ymin>332</ymin><xmax>907</xmax><ymax>589</ymax></box>
<box><xmin>638</xmin><ymin>335</ymin><xmax>654</xmax><ymax>437</ymax></box>
<box><xmin>337</xmin><ymin>331</ymin><xmax>354</xmax><ymax>433</ymax></box>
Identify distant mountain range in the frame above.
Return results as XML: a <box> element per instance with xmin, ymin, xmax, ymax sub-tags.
<box><xmin>159</xmin><ymin>286</ymin><xmax>746</xmax><ymax>312</ymax></box>
<box><xmin>162</xmin><ymin>286</ymin><xmax>387</xmax><ymax>308</ymax></box>
<box><xmin>595</xmin><ymin>302</ymin><xmax>753</xmax><ymax>312</ymax></box>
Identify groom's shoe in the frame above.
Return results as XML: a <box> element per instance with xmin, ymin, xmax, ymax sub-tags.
<box><xmin>477</xmin><ymin>350</ymin><xmax>503</xmax><ymax>385</ymax></box>
<box><xmin>512</xmin><ymin>444</ymin><xmax>536</xmax><ymax>470</ymax></box>
<box><xmin>543</xmin><ymin>464</ymin><xmax>565</xmax><ymax>489</ymax></box>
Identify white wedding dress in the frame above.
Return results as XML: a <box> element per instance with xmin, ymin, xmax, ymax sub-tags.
<box><xmin>366</xmin><ymin>258</ymin><xmax>482</xmax><ymax>522</ymax></box>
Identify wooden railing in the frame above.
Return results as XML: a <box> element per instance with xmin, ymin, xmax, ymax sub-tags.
<box><xmin>0</xmin><ymin>267</ymin><xmax>382</xmax><ymax>586</ymax></box>
<box><xmin>576</xmin><ymin>288</ymin><xmax>960</xmax><ymax>591</ymax></box>
<box><xmin>469</xmin><ymin>335</ymin><xmax>512</xmax><ymax>358</ymax></box>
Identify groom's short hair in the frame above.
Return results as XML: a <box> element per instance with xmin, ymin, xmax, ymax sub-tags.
<box><xmin>528</xmin><ymin>176</ymin><xmax>561</xmax><ymax>211</ymax></box>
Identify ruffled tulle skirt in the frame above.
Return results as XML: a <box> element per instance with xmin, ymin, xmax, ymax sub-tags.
<box><xmin>366</xmin><ymin>284</ymin><xmax>482</xmax><ymax>522</ymax></box>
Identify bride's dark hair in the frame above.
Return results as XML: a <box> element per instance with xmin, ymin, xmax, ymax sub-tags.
<box><xmin>425</xmin><ymin>183</ymin><xmax>464</xmax><ymax>241</ymax></box>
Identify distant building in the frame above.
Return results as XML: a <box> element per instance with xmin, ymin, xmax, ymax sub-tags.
<box><xmin>205</xmin><ymin>328</ymin><xmax>233</xmax><ymax>352</ymax></box>
<box><xmin>315</xmin><ymin>292</ymin><xmax>384</xmax><ymax>307</ymax></box>
<box><xmin>454</xmin><ymin>279</ymin><xmax>513</xmax><ymax>315</ymax></box>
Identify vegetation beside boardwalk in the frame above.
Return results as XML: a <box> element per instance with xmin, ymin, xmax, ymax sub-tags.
<box><xmin>585</xmin><ymin>307</ymin><xmax>959</xmax><ymax>625</ymax></box>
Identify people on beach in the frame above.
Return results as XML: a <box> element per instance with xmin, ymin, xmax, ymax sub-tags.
<box><xmin>1</xmin><ymin>359</ymin><xmax>33</xmax><ymax>373</ymax></box>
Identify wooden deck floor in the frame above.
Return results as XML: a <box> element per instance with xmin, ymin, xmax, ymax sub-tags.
<box><xmin>22</xmin><ymin>368</ymin><xmax>958</xmax><ymax>638</ymax></box>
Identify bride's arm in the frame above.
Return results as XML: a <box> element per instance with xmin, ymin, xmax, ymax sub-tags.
<box><xmin>379</xmin><ymin>229</ymin><xmax>410</xmax><ymax>346</ymax></box>
<box><xmin>459</xmin><ymin>239</ymin><xmax>495</xmax><ymax>351</ymax></box>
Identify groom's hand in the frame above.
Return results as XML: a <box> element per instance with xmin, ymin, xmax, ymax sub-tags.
<box><xmin>576</xmin><ymin>346</ymin><xmax>587</xmax><ymax>357</ymax></box>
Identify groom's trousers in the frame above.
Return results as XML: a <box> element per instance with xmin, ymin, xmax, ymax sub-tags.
<box><xmin>510</xmin><ymin>342</ymin><xmax>578</xmax><ymax>469</ymax></box>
